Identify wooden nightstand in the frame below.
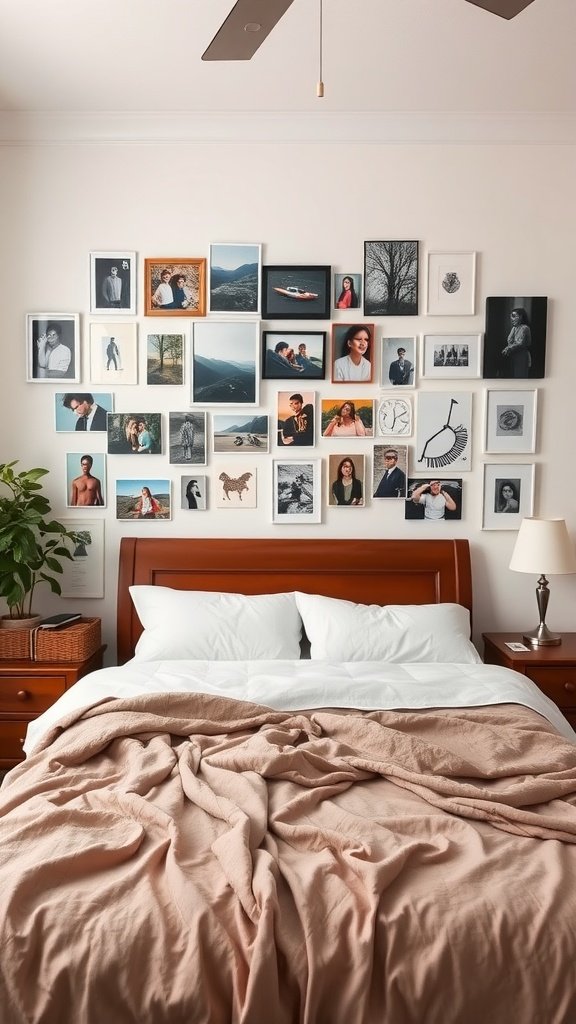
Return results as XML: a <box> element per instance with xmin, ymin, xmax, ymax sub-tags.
<box><xmin>483</xmin><ymin>633</ymin><xmax>576</xmax><ymax>731</ymax></box>
<box><xmin>0</xmin><ymin>646</ymin><xmax>106</xmax><ymax>768</ymax></box>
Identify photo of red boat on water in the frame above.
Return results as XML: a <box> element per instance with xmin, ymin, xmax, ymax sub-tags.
<box><xmin>262</xmin><ymin>265</ymin><xmax>331</xmax><ymax>320</ymax></box>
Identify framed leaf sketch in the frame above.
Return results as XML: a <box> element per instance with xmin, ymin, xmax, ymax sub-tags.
<box><xmin>426</xmin><ymin>251</ymin><xmax>476</xmax><ymax>316</ymax></box>
<box><xmin>484</xmin><ymin>389</ymin><xmax>537</xmax><ymax>454</ymax></box>
<box><xmin>482</xmin><ymin>463</ymin><xmax>535</xmax><ymax>530</ymax></box>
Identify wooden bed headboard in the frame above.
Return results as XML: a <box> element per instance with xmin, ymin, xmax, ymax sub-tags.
<box><xmin>117</xmin><ymin>537</ymin><xmax>473</xmax><ymax>664</ymax></box>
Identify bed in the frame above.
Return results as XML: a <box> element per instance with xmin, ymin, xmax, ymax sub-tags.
<box><xmin>1</xmin><ymin>537</ymin><xmax>576</xmax><ymax>1024</ymax></box>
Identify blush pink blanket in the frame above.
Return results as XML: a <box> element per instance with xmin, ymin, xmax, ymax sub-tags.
<box><xmin>1</xmin><ymin>692</ymin><xmax>576</xmax><ymax>1024</ymax></box>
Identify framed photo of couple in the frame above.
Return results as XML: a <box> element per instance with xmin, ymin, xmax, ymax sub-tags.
<box><xmin>144</xmin><ymin>258</ymin><xmax>206</xmax><ymax>317</ymax></box>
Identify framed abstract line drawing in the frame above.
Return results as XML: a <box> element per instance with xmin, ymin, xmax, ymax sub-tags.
<box><xmin>422</xmin><ymin>334</ymin><xmax>482</xmax><ymax>379</ymax></box>
<box><xmin>414</xmin><ymin>392</ymin><xmax>472</xmax><ymax>473</ymax></box>
<box><xmin>89</xmin><ymin>251</ymin><xmax>136</xmax><ymax>315</ymax></box>
<box><xmin>483</xmin><ymin>388</ymin><xmax>537</xmax><ymax>454</ymax></box>
<box><xmin>363</xmin><ymin>241</ymin><xmax>418</xmax><ymax>316</ymax></box>
<box><xmin>482</xmin><ymin>463</ymin><xmax>535</xmax><ymax>530</ymax></box>
<box><xmin>426</xmin><ymin>252</ymin><xmax>476</xmax><ymax>316</ymax></box>
<box><xmin>209</xmin><ymin>242</ymin><xmax>261</xmax><ymax>314</ymax></box>
<box><xmin>273</xmin><ymin>459</ymin><xmax>321</xmax><ymax>524</ymax></box>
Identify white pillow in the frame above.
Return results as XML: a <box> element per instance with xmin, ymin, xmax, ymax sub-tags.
<box><xmin>130</xmin><ymin>586</ymin><xmax>302</xmax><ymax>661</ymax></box>
<box><xmin>294</xmin><ymin>592</ymin><xmax>481</xmax><ymax>664</ymax></box>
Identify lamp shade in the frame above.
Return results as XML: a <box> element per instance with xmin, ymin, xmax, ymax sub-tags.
<box><xmin>509</xmin><ymin>518</ymin><xmax>576</xmax><ymax>575</ymax></box>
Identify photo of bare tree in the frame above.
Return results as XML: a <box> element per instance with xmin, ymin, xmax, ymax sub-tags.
<box><xmin>146</xmin><ymin>331</ymin><xmax>184</xmax><ymax>385</ymax></box>
<box><xmin>364</xmin><ymin>240</ymin><xmax>419</xmax><ymax>316</ymax></box>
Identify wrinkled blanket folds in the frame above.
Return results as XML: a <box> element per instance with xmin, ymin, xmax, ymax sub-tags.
<box><xmin>1</xmin><ymin>692</ymin><xmax>576</xmax><ymax>1023</ymax></box>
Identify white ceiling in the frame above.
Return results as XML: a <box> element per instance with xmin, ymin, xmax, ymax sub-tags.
<box><xmin>0</xmin><ymin>0</ymin><xmax>573</xmax><ymax>115</ymax></box>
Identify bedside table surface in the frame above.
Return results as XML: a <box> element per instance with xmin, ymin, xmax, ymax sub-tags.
<box><xmin>483</xmin><ymin>633</ymin><xmax>576</xmax><ymax>665</ymax></box>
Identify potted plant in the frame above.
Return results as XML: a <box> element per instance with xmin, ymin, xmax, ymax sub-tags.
<box><xmin>0</xmin><ymin>461</ymin><xmax>79</xmax><ymax>628</ymax></box>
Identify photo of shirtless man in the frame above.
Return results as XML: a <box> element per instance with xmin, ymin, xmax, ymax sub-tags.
<box><xmin>69</xmin><ymin>455</ymin><xmax>104</xmax><ymax>506</ymax></box>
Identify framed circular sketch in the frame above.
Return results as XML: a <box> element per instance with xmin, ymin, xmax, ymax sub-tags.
<box><xmin>377</xmin><ymin>395</ymin><xmax>413</xmax><ymax>437</ymax></box>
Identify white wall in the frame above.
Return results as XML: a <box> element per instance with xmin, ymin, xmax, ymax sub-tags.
<box><xmin>1</xmin><ymin>134</ymin><xmax>575</xmax><ymax>659</ymax></box>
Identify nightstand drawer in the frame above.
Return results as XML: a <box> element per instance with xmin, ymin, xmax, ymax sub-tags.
<box><xmin>0</xmin><ymin>675</ymin><xmax>66</xmax><ymax>715</ymax></box>
<box><xmin>0</xmin><ymin>720</ymin><xmax>29</xmax><ymax>765</ymax></box>
<box><xmin>527</xmin><ymin>667</ymin><xmax>576</xmax><ymax>707</ymax></box>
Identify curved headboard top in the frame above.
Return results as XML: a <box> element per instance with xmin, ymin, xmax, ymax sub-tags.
<box><xmin>117</xmin><ymin>537</ymin><xmax>473</xmax><ymax>664</ymax></box>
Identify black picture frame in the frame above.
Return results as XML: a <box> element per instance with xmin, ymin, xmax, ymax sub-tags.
<box><xmin>364</xmin><ymin>241</ymin><xmax>419</xmax><ymax>316</ymax></box>
<box><xmin>262</xmin><ymin>330</ymin><xmax>326</xmax><ymax>380</ymax></box>
<box><xmin>262</xmin><ymin>265</ymin><xmax>331</xmax><ymax>320</ymax></box>
<box><xmin>482</xmin><ymin>296</ymin><xmax>547</xmax><ymax>379</ymax></box>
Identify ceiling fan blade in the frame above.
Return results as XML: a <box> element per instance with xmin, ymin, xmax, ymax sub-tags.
<box><xmin>202</xmin><ymin>0</ymin><xmax>296</xmax><ymax>61</ymax></box>
<box><xmin>464</xmin><ymin>0</ymin><xmax>536</xmax><ymax>17</ymax></box>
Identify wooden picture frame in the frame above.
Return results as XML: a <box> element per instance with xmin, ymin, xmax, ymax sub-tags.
<box><xmin>262</xmin><ymin>265</ymin><xmax>331</xmax><ymax>320</ymax></box>
<box><xmin>144</xmin><ymin>258</ymin><xmax>206</xmax><ymax>317</ymax></box>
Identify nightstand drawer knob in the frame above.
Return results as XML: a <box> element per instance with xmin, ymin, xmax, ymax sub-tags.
<box><xmin>16</xmin><ymin>689</ymin><xmax>30</xmax><ymax>701</ymax></box>
<box><xmin>564</xmin><ymin>682</ymin><xmax>575</xmax><ymax>693</ymax></box>
<box><xmin>19</xmin><ymin>737</ymin><xmax>25</xmax><ymax>747</ymax></box>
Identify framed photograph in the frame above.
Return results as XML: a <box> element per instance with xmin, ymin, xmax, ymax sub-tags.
<box><xmin>426</xmin><ymin>251</ymin><xmax>476</xmax><ymax>316</ymax></box>
<box><xmin>107</xmin><ymin>413</ymin><xmax>162</xmax><ymax>455</ymax></box>
<box><xmin>334</xmin><ymin>273</ymin><xmax>362</xmax><ymax>311</ymax></box>
<box><xmin>209</xmin><ymin>243</ymin><xmax>261</xmax><ymax>314</ymax></box>
<box><xmin>328</xmin><ymin>453</ymin><xmax>365</xmax><ymax>507</ymax></box>
<box><xmin>482</xmin><ymin>296</ymin><xmax>548</xmax><ymax>379</ymax></box>
<box><xmin>89</xmin><ymin>251</ymin><xmax>136</xmax><ymax>315</ymax></box>
<box><xmin>405</xmin><ymin>478</ymin><xmax>463</xmax><ymax>521</ymax></box>
<box><xmin>115</xmin><ymin>479</ymin><xmax>171</xmax><ymax>520</ymax></box>
<box><xmin>27</xmin><ymin>314</ymin><xmax>80</xmax><ymax>383</ymax></box>
<box><xmin>191</xmin><ymin>321</ymin><xmax>259</xmax><ymax>405</ymax></box>
<box><xmin>364</xmin><ymin>241</ymin><xmax>418</xmax><ymax>316</ymax></box>
<box><xmin>89</xmin><ymin>322</ymin><xmax>138</xmax><ymax>384</ymax></box>
<box><xmin>59</xmin><ymin>519</ymin><xmax>105</xmax><ymax>599</ymax></box>
<box><xmin>262</xmin><ymin>265</ymin><xmax>331</xmax><ymax>320</ymax></box>
<box><xmin>55</xmin><ymin>392</ymin><xmax>113</xmax><ymax>432</ymax></box>
<box><xmin>180</xmin><ymin>475</ymin><xmax>207</xmax><ymax>511</ymax></box>
<box><xmin>414</xmin><ymin>392</ymin><xmax>472</xmax><ymax>473</ymax></box>
<box><xmin>483</xmin><ymin>388</ymin><xmax>537</xmax><ymax>454</ymax></box>
<box><xmin>377</xmin><ymin>395</ymin><xmax>413</xmax><ymax>437</ymax></box>
<box><xmin>215</xmin><ymin>467</ymin><xmax>257</xmax><ymax>509</ymax></box>
<box><xmin>144</xmin><ymin>258</ymin><xmax>206</xmax><ymax>317</ymax></box>
<box><xmin>373</xmin><ymin>444</ymin><xmax>408</xmax><ymax>499</ymax></box>
<box><xmin>277</xmin><ymin>391</ymin><xmax>315</xmax><ymax>448</ymax></box>
<box><xmin>262</xmin><ymin>330</ymin><xmax>326</xmax><ymax>380</ymax></box>
<box><xmin>168</xmin><ymin>411</ymin><xmax>207</xmax><ymax>465</ymax></box>
<box><xmin>331</xmin><ymin>323</ymin><xmax>375</xmax><ymax>383</ymax></box>
<box><xmin>146</xmin><ymin>328</ymin><xmax>185</xmax><ymax>385</ymax></box>
<box><xmin>422</xmin><ymin>334</ymin><xmax>482</xmax><ymax>379</ymax></box>
<box><xmin>273</xmin><ymin>459</ymin><xmax>321</xmax><ymax>524</ymax></box>
<box><xmin>65</xmin><ymin>453</ymin><xmax>106</xmax><ymax>508</ymax></box>
<box><xmin>380</xmin><ymin>337</ymin><xmax>416</xmax><ymax>388</ymax></box>
<box><xmin>213</xmin><ymin>414</ymin><xmax>269</xmax><ymax>454</ymax></box>
<box><xmin>482</xmin><ymin>463</ymin><xmax>535</xmax><ymax>530</ymax></box>
<box><xmin>321</xmin><ymin>397</ymin><xmax>373</xmax><ymax>438</ymax></box>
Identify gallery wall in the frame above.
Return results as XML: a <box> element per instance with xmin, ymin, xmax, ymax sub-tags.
<box><xmin>1</xmin><ymin>129</ymin><xmax>575</xmax><ymax>660</ymax></box>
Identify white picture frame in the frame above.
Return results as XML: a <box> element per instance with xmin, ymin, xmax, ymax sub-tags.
<box><xmin>89</xmin><ymin>251</ymin><xmax>136</xmax><ymax>315</ymax></box>
<box><xmin>208</xmin><ymin>242</ymin><xmax>262</xmax><ymax>315</ymax></box>
<box><xmin>26</xmin><ymin>313</ymin><xmax>80</xmax><ymax>383</ymax></box>
<box><xmin>89</xmin><ymin>322</ymin><xmax>138</xmax><ymax>384</ymax></box>
<box><xmin>273</xmin><ymin>459</ymin><xmax>321</xmax><ymax>524</ymax></box>
<box><xmin>191</xmin><ymin>321</ymin><xmax>259</xmax><ymax>406</ymax></box>
<box><xmin>59</xmin><ymin>519</ymin><xmax>105</xmax><ymax>598</ymax></box>
<box><xmin>422</xmin><ymin>334</ymin><xmax>482</xmax><ymax>379</ymax></box>
<box><xmin>483</xmin><ymin>388</ymin><xmax>537</xmax><ymax>454</ymax></box>
<box><xmin>426</xmin><ymin>251</ymin><xmax>476</xmax><ymax>315</ymax></box>
<box><xmin>380</xmin><ymin>337</ymin><xmax>416</xmax><ymax>388</ymax></box>
<box><xmin>376</xmin><ymin>394</ymin><xmax>413</xmax><ymax>437</ymax></box>
<box><xmin>482</xmin><ymin>463</ymin><xmax>535</xmax><ymax>530</ymax></box>
<box><xmin>414</xmin><ymin>392</ymin><xmax>472</xmax><ymax>473</ymax></box>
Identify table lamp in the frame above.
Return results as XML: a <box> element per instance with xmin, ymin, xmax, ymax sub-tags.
<box><xmin>509</xmin><ymin>518</ymin><xmax>576</xmax><ymax>647</ymax></box>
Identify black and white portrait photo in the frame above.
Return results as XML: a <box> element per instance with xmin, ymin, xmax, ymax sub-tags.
<box><xmin>90</xmin><ymin>251</ymin><xmax>136</xmax><ymax>315</ymax></box>
<box><xmin>364</xmin><ymin>241</ymin><xmax>418</xmax><ymax>316</ymax></box>
<box><xmin>26</xmin><ymin>314</ymin><xmax>80</xmax><ymax>383</ymax></box>
<box><xmin>482</xmin><ymin>296</ymin><xmax>548</xmax><ymax>379</ymax></box>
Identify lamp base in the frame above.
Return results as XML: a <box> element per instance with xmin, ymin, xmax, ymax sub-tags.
<box><xmin>523</xmin><ymin>624</ymin><xmax>562</xmax><ymax>647</ymax></box>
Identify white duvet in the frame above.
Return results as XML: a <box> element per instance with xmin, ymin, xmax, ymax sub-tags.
<box><xmin>23</xmin><ymin>659</ymin><xmax>576</xmax><ymax>753</ymax></box>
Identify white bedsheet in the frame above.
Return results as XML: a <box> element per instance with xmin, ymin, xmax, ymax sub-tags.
<box><xmin>23</xmin><ymin>658</ymin><xmax>576</xmax><ymax>755</ymax></box>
